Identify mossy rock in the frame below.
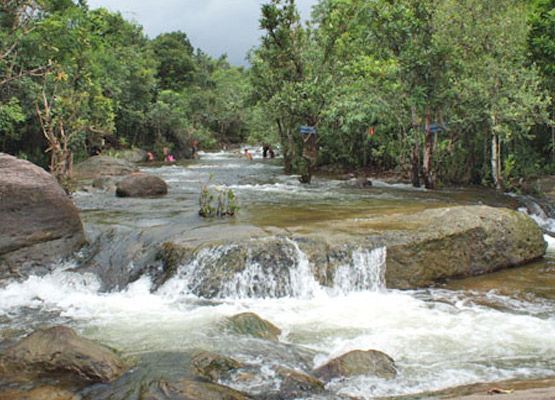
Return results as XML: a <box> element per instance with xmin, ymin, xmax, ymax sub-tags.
<box><xmin>225</xmin><ymin>312</ymin><xmax>282</xmax><ymax>342</ymax></box>
<box><xmin>142</xmin><ymin>380</ymin><xmax>253</xmax><ymax>400</ymax></box>
<box><xmin>0</xmin><ymin>325</ymin><xmax>126</xmax><ymax>384</ymax></box>
<box><xmin>272</xmin><ymin>366</ymin><xmax>326</xmax><ymax>399</ymax></box>
<box><xmin>312</xmin><ymin>349</ymin><xmax>397</xmax><ymax>382</ymax></box>
<box><xmin>192</xmin><ymin>351</ymin><xmax>242</xmax><ymax>382</ymax></box>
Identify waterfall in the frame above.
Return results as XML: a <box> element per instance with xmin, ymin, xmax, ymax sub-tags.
<box><xmin>157</xmin><ymin>238</ymin><xmax>387</xmax><ymax>299</ymax></box>
<box><xmin>331</xmin><ymin>247</ymin><xmax>387</xmax><ymax>295</ymax></box>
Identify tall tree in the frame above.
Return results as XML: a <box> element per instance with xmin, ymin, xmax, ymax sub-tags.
<box><xmin>439</xmin><ymin>0</ymin><xmax>550</xmax><ymax>191</ymax></box>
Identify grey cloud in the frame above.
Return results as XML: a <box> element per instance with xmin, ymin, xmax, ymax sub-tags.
<box><xmin>87</xmin><ymin>0</ymin><xmax>318</xmax><ymax>66</ymax></box>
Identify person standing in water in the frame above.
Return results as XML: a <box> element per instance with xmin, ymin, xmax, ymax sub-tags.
<box><xmin>262</xmin><ymin>143</ymin><xmax>270</xmax><ymax>158</ymax></box>
<box><xmin>240</xmin><ymin>148</ymin><xmax>253</xmax><ymax>161</ymax></box>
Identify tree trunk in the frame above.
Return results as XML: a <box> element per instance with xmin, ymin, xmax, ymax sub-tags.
<box><xmin>422</xmin><ymin>109</ymin><xmax>435</xmax><ymax>189</ymax></box>
<box><xmin>362</xmin><ymin>129</ymin><xmax>367</xmax><ymax>168</ymax></box>
<box><xmin>410</xmin><ymin>107</ymin><xmax>420</xmax><ymax>187</ymax></box>
<box><xmin>491</xmin><ymin>116</ymin><xmax>503</xmax><ymax>192</ymax></box>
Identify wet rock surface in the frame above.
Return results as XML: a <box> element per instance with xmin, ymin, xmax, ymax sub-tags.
<box><xmin>0</xmin><ymin>326</ymin><xmax>126</xmax><ymax>384</ymax></box>
<box><xmin>312</xmin><ymin>349</ymin><xmax>397</xmax><ymax>381</ymax></box>
<box><xmin>0</xmin><ymin>153</ymin><xmax>85</xmax><ymax>276</ymax></box>
<box><xmin>192</xmin><ymin>351</ymin><xmax>242</xmax><ymax>382</ymax></box>
<box><xmin>225</xmin><ymin>312</ymin><xmax>282</xmax><ymax>342</ymax></box>
<box><xmin>142</xmin><ymin>380</ymin><xmax>253</xmax><ymax>400</ymax></box>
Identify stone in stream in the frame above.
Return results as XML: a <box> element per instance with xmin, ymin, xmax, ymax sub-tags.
<box><xmin>0</xmin><ymin>153</ymin><xmax>85</xmax><ymax>277</ymax></box>
<box><xmin>271</xmin><ymin>366</ymin><xmax>326</xmax><ymax>398</ymax></box>
<box><xmin>141</xmin><ymin>380</ymin><xmax>253</xmax><ymax>400</ymax></box>
<box><xmin>0</xmin><ymin>325</ymin><xmax>126</xmax><ymax>384</ymax></box>
<box><xmin>225</xmin><ymin>312</ymin><xmax>282</xmax><ymax>342</ymax></box>
<box><xmin>192</xmin><ymin>351</ymin><xmax>243</xmax><ymax>382</ymax></box>
<box><xmin>312</xmin><ymin>349</ymin><xmax>397</xmax><ymax>382</ymax></box>
<box><xmin>188</xmin><ymin>351</ymin><xmax>326</xmax><ymax>400</ymax></box>
<box><xmin>115</xmin><ymin>172</ymin><xmax>168</xmax><ymax>197</ymax></box>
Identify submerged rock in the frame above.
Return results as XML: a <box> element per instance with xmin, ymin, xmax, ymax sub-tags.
<box><xmin>0</xmin><ymin>153</ymin><xmax>85</xmax><ymax>276</ymax></box>
<box><xmin>0</xmin><ymin>325</ymin><xmax>126</xmax><ymax>384</ymax></box>
<box><xmin>72</xmin><ymin>156</ymin><xmax>138</xmax><ymax>181</ymax></box>
<box><xmin>312</xmin><ymin>349</ymin><xmax>397</xmax><ymax>382</ymax></box>
<box><xmin>116</xmin><ymin>172</ymin><xmax>168</xmax><ymax>197</ymax></box>
<box><xmin>272</xmin><ymin>366</ymin><xmax>326</xmax><ymax>399</ymax></box>
<box><xmin>225</xmin><ymin>312</ymin><xmax>282</xmax><ymax>342</ymax></box>
<box><xmin>142</xmin><ymin>380</ymin><xmax>253</xmax><ymax>400</ymax></box>
<box><xmin>192</xmin><ymin>351</ymin><xmax>242</xmax><ymax>382</ymax></box>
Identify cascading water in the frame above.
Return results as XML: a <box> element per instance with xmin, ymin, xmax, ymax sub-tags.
<box><xmin>2</xmin><ymin>149</ymin><xmax>555</xmax><ymax>400</ymax></box>
<box><xmin>157</xmin><ymin>237</ymin><xmax>386</xmax><ymax>299</ymax></box>
<box><xmin>332</xmin><ymin>247</ymin><xmax>386</xmax><ymax>295</ymax></box>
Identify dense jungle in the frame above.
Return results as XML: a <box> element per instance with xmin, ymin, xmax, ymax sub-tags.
<box><xmin>1</xmin><ymin>0</ymin><xmax>554</xmax><ymax>191</ymax></box>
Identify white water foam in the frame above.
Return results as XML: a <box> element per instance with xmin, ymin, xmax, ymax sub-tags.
<box><xmin>518</xmin><ymin>205</ymin><xmax>555</xmax><ymax>234</ymax></box>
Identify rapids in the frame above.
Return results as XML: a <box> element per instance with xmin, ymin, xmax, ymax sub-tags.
<box><xmin>1</xmin><ymin>147</ymin><xmax>555</xmax><ymax>399</ymax></box>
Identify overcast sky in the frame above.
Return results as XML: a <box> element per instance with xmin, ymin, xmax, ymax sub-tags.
<box><xmin>86</xmin><ymin>0</ymin><xmax>319</xmax><ymax>66</ymax></box>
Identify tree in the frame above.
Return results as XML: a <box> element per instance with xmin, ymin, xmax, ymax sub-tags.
<box><xmin>151</xmin><ymin>31</ymin><xmax>196</xmax><ymax>92</ymax></box>
<box><xmin>529</xmin><ymin>0</ymin><xmax>555</xmax><ymax>160</ymax></box>
<box><xmin>31</xmin><ymin>3</ymin><xmax>115</xmax><ymax>185</ymax></box>
<box><xmin>439</xmin><ymin>0</ymin><xmax>551</xmax><ymax>191</ymax></box>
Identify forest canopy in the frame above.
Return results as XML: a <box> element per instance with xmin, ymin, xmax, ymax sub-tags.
<box><xmin>1</xmin><ymin>0</ymin><xmax>554</xmax><ymax>191</ymax></box>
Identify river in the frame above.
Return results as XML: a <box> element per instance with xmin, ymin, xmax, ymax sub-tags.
<box><xmin>1</xmin><ymin>148</ymin><xmax>555</xmax><ymax>399</ymax></box>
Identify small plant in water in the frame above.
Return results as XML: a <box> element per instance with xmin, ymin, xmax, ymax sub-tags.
<box><xmin>199</xmin><ymin>174</ymin><xmax>238</xmax><ymax>217</ymax></box>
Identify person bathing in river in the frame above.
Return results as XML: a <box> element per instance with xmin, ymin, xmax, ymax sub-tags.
<box><xmin>262</xmin><ymin>143</ymin><xmax>270</xmax><ymax>158</ymax></box>
<box><xmin>191</xmin><ymin>140</ymin><xmax>199</xmax><ymax>159</ymax></box>
<box><xmin>240</xmin><ymin>148</ymin><xmax>253</xmax><ymax>161</ymax></box>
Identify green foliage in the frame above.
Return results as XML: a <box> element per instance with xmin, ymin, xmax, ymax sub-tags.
<box><xmin>0</xmin><ymin>98</ymin><xmax>25</xmax><ymax>141</ymax></box>
<box><xmin>151</xmin><ymin>31</ymin><xmax>196</xmax><ymax>91</ymax></box>
<box><xmin>199</xmin><ymin>174</ymin><xmax>239</xmax><ymax>218</ymax></box>
<box><xmin>1</xmin><ymin>0</ymin><xmax>554</xmax><ymax>192</ymax></box>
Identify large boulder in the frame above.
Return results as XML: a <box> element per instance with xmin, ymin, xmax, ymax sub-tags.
<box><xmin>304</xmin><ymin>205</ymin><xmax>547</xmax><ymax>289</ymax></box>
<box><xmin>0</xmin><ymin>325</ymin><xmax>126</xmax><ymax>384</ymax></box>
<box><xmin>116</xmin><ymin>172</ymin><xmax>168</xmax><ymax>197</ymax></box>
<box><xmin>0</xmin><ymin>153</ymin><xmax>85</xmax><ymax>274</ymax></box>
<box><xmin>312</xmin><ymin>349</ymin><xmax>397</xmax><ymax>382</ymax></box>
<box><xmin>72</xmin><ymin>156</ymin><xmax>138</xmax><ymax>181</ymax></box>
<box><xmin>377</xmin><ymin>205</ymin><xmax>546</xmax><ymax>289</ymax></box>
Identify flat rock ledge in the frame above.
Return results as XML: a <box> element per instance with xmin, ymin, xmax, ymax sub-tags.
<box><xmin>153</xmin><ymin>205</ymin><xmax>546</xmax><ymax>295</ymax></box>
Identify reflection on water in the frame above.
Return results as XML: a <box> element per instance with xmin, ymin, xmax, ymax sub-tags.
<box><xmin>1</xmin><ymin>150</ymin><xmax>555</xmax><ymax>399</ymax></box>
